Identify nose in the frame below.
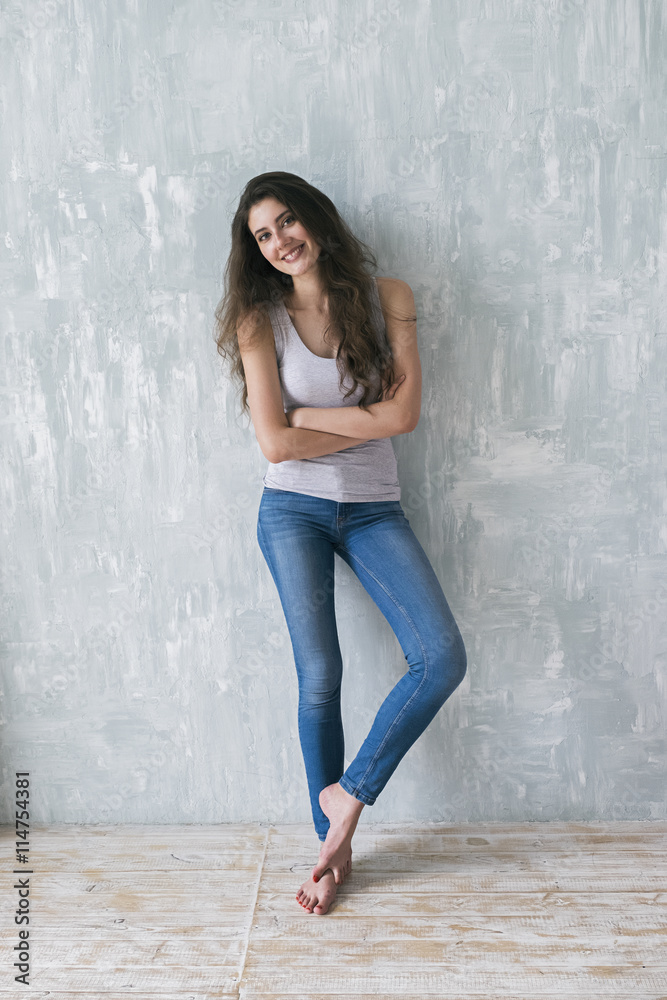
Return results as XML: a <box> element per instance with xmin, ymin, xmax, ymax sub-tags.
<box><xmin>277</xmin><ymin>242</ymin><xmax>298</xmax><ymax>261</ymax></box>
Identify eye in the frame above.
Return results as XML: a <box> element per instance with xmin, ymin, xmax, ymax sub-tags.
<box><xmin>257</xmin><ymin>215</ymin><xmax>295</xmax><ymax>242</ymax></box>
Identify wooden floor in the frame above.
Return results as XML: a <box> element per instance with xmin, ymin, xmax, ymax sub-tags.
<box><xmin>1</xmin><ymin>821</ymin><xmax>666</xmax><ymax>998</ymax></box>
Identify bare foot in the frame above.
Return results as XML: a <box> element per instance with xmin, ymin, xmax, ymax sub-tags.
<box><xmin>311</xmin><ymin>782</ymin><xmax>364</xmax><ymax>885</ymax></box>
<box><xmin>296</xmin><ymin>868</ymin><xmax>337</xmax><ymax>915</ymax></box>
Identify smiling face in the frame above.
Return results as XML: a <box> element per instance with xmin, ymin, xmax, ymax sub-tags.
<box><xmin>247</xmin><ymin>196</ymin><xmax>321</xmax><ymax>277</ymax></box>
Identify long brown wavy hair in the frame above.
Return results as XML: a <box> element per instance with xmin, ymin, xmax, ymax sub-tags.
<box><xmin>214</xmin><ymin>171</ymin><xmax>396</xmax><ymax>414</ymax></box>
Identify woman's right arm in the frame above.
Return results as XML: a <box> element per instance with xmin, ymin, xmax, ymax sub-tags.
<box><xmin>236</xmin><ymin>309</ymin><xmax>371</xmax><ymax>464</ymax></box>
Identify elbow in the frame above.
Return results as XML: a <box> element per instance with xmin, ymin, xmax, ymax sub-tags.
<box><xmin>261</xmin><ymin>430</ymin><xmax>289</xmax><ymax>464</ymax></box>
<box><xmin>398</xmin><ymin>411</ymin><xmax>420</xmax><ymax>435</ymax></box>
<box><xmin>263</xmin><ymin>442</ymin><xmax>285</xmax><ymax>464</ymax></box>
<box><xmin>407</xmin><ymin>401</ymin><xmax>421</xmax><ymax>432</ymax></box>
<box><xmin>387</xmin><ymin>395</ymin><xmax>420</xmax><ymax>436</ymax></box>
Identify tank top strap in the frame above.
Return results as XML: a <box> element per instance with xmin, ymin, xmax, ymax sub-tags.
<box><xmin>265</xmin><ymin>298</ymin><xmax>289</xmax><ymax>365</ymax></box>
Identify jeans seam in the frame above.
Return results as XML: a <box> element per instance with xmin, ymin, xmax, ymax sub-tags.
<box><xmin>337</xmin><ymin>545</ymin><xmax>431</xmax><ymax>802</ymax></box>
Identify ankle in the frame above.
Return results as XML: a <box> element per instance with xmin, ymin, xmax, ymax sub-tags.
<box><xmin>337</xmin><ymin>782</ymin><xmax>364</xmax><ymax>810</ymax></box>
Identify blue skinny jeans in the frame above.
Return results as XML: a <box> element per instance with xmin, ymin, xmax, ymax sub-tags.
<box><xmin>256</xmin><ymin>486</ymin><xmax>467</xmax><ymax>841</ymax></box>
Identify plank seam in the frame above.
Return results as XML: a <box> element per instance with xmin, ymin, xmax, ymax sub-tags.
<box><xmin>236</xmin><ymin>823</ymin><xmax>270</xmax><ymax>998</ymax></box>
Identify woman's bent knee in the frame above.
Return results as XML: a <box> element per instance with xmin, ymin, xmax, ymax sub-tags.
<box><xmin>426</xmin><ymin>631</ymin><xmax>467</xmax><ymax>704</ymax></box>
<box><xmin>452</xmin><ymin>631</ymin><xmax>467</xmax><ymax>686</ymax></box>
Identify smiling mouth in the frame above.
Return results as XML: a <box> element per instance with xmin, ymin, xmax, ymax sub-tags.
<box><xmin>282</xmin><ymin>243</ymin><xmax>304</xmax><ymax>261</ymax></box>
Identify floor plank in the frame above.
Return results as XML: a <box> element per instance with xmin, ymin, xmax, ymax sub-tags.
<box><xmin>0</xmin><ymin>823</ymin><xmax>269</xmax><ymax>871</ymax></box>
<box><xmin>237</xmin><ymin>974</ymin><xmax>667</xmax><ymax>999</ymax></box>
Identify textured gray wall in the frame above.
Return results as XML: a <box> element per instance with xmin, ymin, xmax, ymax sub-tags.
<box><xmin>1</xmin><ymin>0</ymin><xmax>665</xmax><ymax>826</ymax></box>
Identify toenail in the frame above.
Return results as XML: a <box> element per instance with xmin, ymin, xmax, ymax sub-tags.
<box><xmin>313</xmin><ymin>875</ymin><xmax>319</xmax><ymax>883</ymax></box>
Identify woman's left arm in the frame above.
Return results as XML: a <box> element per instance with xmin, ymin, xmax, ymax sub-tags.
<box><xmin>288</xmin><ymin>278</ymin><xmax>422</xmax><ymax>439</ymax></box>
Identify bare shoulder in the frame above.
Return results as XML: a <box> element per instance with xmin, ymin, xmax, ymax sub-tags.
<box><xmin>374</xmin><ymin>276</ymin><xmax>416</xmax><ymax>315</ymax></box>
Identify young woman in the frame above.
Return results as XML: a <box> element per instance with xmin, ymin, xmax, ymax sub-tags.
<box><xmin>215</xmin><ymin>171</ymin><xmax>467</xmax><ymax>915</ymax></box>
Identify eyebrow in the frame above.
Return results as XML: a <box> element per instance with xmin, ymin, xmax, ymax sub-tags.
<box><xmin>253</xmin><ymin>209</ymin><xmax>291</xmax><ymax>236</ymax></box>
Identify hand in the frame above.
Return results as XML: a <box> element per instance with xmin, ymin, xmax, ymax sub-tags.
<box><xmin>380</xmin><ymin>374</ymin><xmax>406</xmax><ymax>402</ymax></box>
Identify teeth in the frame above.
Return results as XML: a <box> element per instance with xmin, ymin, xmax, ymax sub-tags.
<box><xmin>284</xmin><ymin>244</ymin><xmax>303</xmax><ymax>261</ymax></box>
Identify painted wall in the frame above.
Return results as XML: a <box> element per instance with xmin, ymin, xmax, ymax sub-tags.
<box><xmin>1</xmin><ymin>0</ymin><xmax>665</xmax><ymax>826</ymax></box>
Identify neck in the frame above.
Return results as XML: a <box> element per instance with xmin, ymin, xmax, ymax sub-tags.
<box><xmin>286</xmin><ymin>265</ymin><xmax>328</xmax><ymax>311</ymax></box>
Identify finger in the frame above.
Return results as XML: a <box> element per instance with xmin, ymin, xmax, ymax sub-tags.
<box><xmin>383</xmin><ymin>375</ymin><xmax>406</xmax><ymax>400</ymax></box>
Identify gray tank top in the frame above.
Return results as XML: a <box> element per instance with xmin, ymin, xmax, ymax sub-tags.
<box><xmin>262</xmin><ymin>277</ymin><xmax>401</xmax><ymax>502</ymax></box>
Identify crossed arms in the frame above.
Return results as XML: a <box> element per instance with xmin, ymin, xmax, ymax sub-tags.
<box><xmin>237</xmin><ymin>278</ymin><xmax>421</xmax><ymax>464</ymax></box>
